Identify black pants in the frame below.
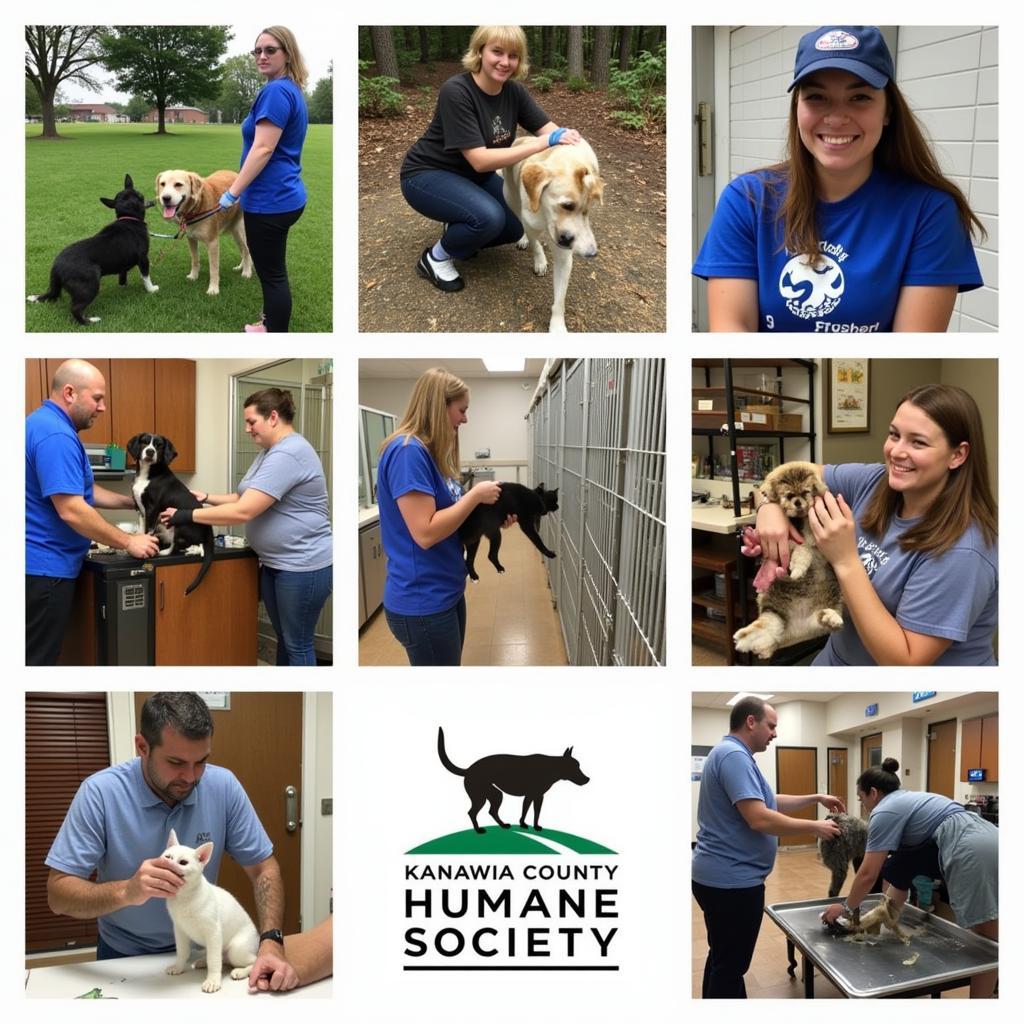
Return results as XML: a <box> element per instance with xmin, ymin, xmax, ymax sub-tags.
<box><xmin>692</xmin><ymin>880</ymin><xmax>765</xmax><ymax>998</ymax></box>
<box><xmin>244</xmin><ymin>206</ymin><xmax>304</xmax><ymax>332</ymax></box>
<box><xmin>882</xmin><ymin>838</ymin><xmax>943</xmax><ymax>891</ymax></box>
<box><xmin>26</xmin><ymin>575</ymin><xmax>77</xmax><ymax>666</ymax></box>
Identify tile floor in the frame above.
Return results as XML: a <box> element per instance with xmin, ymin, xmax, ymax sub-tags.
<box><xmin>691</xmin><ymin>846</ymin><xmax>969</xmax><ymax>999</ymax></box>
<box><xmin>359</xmin><ymin>528</ymin><xmax>569</xmax><ymax>666</ymax></box>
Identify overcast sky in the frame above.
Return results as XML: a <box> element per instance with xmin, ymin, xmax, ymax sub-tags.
<box><xmin>66</xmin><ymin>23</ymin><xmax>333</xmax><ymax>103</ymax></box>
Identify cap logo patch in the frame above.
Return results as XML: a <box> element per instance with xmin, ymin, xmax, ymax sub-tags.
<box><xmin>816</xmin><ymin>30</ymin><xmax>859</xmax><ymax>52</ymax></box>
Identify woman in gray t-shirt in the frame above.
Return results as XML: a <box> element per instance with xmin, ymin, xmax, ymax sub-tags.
<box><xmin>162</xmin><ymin>387</ymin><xmax>332</xmax><ymax>665</ymax></box>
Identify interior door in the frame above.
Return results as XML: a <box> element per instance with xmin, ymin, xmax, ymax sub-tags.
<box><xmin>133</xmin><ymin>692</ymin><xmax>302</xmax><ymax>932</ymax></box>
<box><xmin>776</xmin><ymin>746</ymin><xmax>817</xmax><ymax>847</ymax></box>
<box><xmin>861</xmin><ymin>732</ymin><xmax>882</xmax><ymax>775</ymax></box>
<box><xmin>927</xmin><ymin>718</ymin><xmax>957</xmax><ymax>799</ymax></box>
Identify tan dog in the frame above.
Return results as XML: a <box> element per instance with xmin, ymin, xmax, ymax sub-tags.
<box><xmin>502</xmin><ymin>137</ymin><xmax>604</xmax><ymax>333</ymax></box>
<box><xmin>155</xmin><ymin>169</ymin><xmax>252</xmax><ymax>295</ymax></box>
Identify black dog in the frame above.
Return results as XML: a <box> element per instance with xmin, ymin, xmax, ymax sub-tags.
<box><xmin>126</xmin><ymin>433</ymin><xmax>213</xmax><ymax>595</ymax></box>
<box><xmin>459</xmin><ymin>482</ymin><xmax>559</xmax><ymax>580</ymax></box>
<box><xmin>437</xmin><ymin>727</ymin><xmax>589</xmax><ymax>833</ymax></box>
<box><xmin>28</xmin><ymin>173</ymin><xmax>158</xmax><ymax>325</ymax></box>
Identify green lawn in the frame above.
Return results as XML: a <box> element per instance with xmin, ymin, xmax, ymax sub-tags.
<box><xmin>25</xmin><ymin>123</ymin><xmax>331</xmax><ymax>332</ymax></box>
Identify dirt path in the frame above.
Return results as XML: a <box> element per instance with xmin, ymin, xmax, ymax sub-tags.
<box><xmin>358</xmin><ymin>62</ymin><xmax>666</xmax><ymax>333</ymax></box>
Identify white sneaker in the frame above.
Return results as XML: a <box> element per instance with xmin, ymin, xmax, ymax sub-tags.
<box><xmin>417</xmin><ymin>247</ymin><xmax>464</xmax><ymax>292</ymax></box>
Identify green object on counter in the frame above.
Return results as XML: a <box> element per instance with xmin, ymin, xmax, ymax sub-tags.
<box><xmin>106</xmin><ymin>444</ymin><xmax>126</xmax><ymax>471</ymax></box>
<box><xmin>76</xmin><ymin>987</ymin><xmax>117</xmax><ymax>999</ymax></box>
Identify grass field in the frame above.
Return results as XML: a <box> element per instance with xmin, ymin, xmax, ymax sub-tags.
<box><xmin>25</xmin><ymin>123</ymin><xmax>332</xmax><ymax>333</ymax></box>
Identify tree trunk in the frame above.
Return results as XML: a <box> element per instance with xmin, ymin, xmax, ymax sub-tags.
<box><xmin>567</xmin><ymin>26</ymin><xmax>584</xmax><ymax>79</ymax></box>
<box><xmin>403</xmin><ymin>27</ymin><xmax>415</xmax><ymax>50</ymax></box>
<box><xmin>618</xmin><ymin>26</ymin><xmax>633</xmax><ymax>70</ymax></box>
<box><xmin>369</xmin><ymin>26</ymin><xmax>400</xmax><ymax>79</ymax></box>
<box><xmin>542</xmin><ymin>26</ymin><xmax>553</xmax><ymax>68</ymax></box>
<box><xmin>641</xmin><ymin>26</ymin><xmax>660</xmax><ymax>55</ymax></box>
<box><xmin>591</xmin><ymin>26</ymin><xmax>611</xmax><ymax>87</ymax></box>
<box><xmin>418</xmin><ymin>27</ymin><xmax>430</xmax><ymax>63</ymax></box>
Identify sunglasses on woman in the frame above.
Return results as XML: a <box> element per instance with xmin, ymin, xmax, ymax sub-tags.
<box><xmin>251</xmin><ymin>46</ymin><xmax>282</xmax><ymax>57</ymax></box>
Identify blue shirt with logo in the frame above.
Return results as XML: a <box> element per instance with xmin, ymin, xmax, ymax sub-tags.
<box><xmin>45</xmin><ymin>759</ymin><xmax>272</xmax><ymax>956</ymax></box>
<box><xmin>377</xmin><ymin>435</ymin><xmax>466</xmax><ymax>616</ymax></box>
<box><xmin>25</xmin><ymin>400</ymin><xmax>94</xmax><ymax>578</ymax></box>
<box><xmin>692</xmin><ymin>735</ymin><xmax>779</xmax><ymax>888</ymax></box>
<box><xmin>240</xmin><ymin>77</ymin><xmax>307</xmax><ymax>214</ymax></box>
<box><xmin>814</xmin><ymin>463</ymin><xmax>997</xmax><ymax>665</ymax></box>
<box><xmin>692</xmin><ymin>167</ymin><xmax>982</xmax><ymax>332</ymax></box>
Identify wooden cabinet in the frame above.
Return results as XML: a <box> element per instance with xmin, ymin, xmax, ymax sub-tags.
<box><xmin>26</xmin><ymin>358</ymin><xmax>196</xmax><ymax>471</ymax></box>
<box><xmin>960</xmin><ymin>713</ymin><xmax>998</xmax><ymax>782</ymax></box>
<box><xmin>155</xmin><ymin>556</ymin><xmax>258</xmax><ymax>665</ymax></box>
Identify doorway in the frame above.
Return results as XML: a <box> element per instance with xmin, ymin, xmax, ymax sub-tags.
<box><xmin>827</xmin><ymin>747</ymin><xmax>849</xmax><ymax>814</ymax></box>
<box><xmin>927</xmin><ymin>718</ymin><xmax>958</xmax><ymax>799</ymax></box>
<box><xmin>776</xmin><ymin>746</ymin><xmax>817</xmax><ymax>847</ymax></box>
<box><xmin>861</xmin><ymin>732</ymin><xmax>882</xmax><ymax>774</ymax></box>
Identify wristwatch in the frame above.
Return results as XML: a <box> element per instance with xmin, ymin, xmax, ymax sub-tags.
<box><xmin>259</xmin><ymin>928</ymin><xmax>285</xmax><ymax>945</ymax></box>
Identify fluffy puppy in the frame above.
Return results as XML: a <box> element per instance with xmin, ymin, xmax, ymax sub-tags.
<box><xmin>733</xmin><ymin>461</ymin><xmax>843</xmax><ymax>659</ymax></box>
<box><xmin>844</xmin><ymin>895</ymin><xmax>912</xmax><ymax>944</ymax></box>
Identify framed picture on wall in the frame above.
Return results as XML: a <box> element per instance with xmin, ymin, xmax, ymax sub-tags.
<box><xmin>826</xmin><ymin>359</ymin><xmax>870</xmax><ymax>433</ymax></box>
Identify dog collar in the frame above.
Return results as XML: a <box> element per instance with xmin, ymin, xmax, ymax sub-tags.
<box><xmin>117</xmin><ymin>216</ymin><xmax>143</xmax><ymax>222</ymax></box>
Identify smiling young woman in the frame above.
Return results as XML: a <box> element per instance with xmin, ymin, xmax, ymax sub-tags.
<box><xmin>747</xmin><ymin>384</ymin><xmax>998</xmax><ymax>667</ymax></box>
<box><xmin>693</xmin><ymin>26</ymin><xmax>986</xmax><ymax>332</ymax></box>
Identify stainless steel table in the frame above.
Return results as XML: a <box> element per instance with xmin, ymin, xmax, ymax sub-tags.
<box><xmin>764</xmin><ymin>897</ymin><xmax>998</xmax><ymax>998</ymax></box>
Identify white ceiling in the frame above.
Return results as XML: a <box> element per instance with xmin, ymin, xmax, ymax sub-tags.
<box><xmin>358</xmin><ymin>358</ymin><xmax>549</xmax><ymax>380</ymax></box>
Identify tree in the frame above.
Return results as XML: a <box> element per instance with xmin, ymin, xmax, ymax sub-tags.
<box><xmin>567</xmin><ymin>26</ymin><xmax>584</xmax><ymax>79</ymax></box>
<box><xmin>591</xmin><ymin>26</ymin><xmax>611</xmax><ymax>87</ymax></box>
<box><xmin>100</xmin><ymin>25</ymin><xmax>229</xmax><ymax>133</ymax></box>
<box><xmin>542</xmin><ymin>26</ymin><xmax>554</xmax><ymax>69</ymax></box>
<box><xmin>418</xmin><ymin>27</ymin><xmax>430</xmax><ymax>64</ymax></box>
<box><xmin>217</xmin><ymin>52</ymin><xmax>263</xmax><ymax>124</ymax></box>
<box><xmin>308</xmin><ymin>62</ymin><xmax>333</xmax><ymax>124</ymax></box>
<box><xmin>369</xmin><ymin>26</ymin><xmax>400</xmax><ymax>79</ymax></box>
<box><xmin>25</xmin><ymin>25</ymin><xmax>105</xmax><ymax>138</ymax></box>
<box><xmin>618</xmin><ymin>26</ymin><xmax>633</xmax><ymax>71</ymax></box>
<box><xmin>126</xmin><ymin>93</ymin><xmax>149</xmax><ymax>122</ymax></box>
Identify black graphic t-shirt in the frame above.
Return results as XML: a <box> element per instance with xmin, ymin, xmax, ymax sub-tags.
<box><xmin>401</xmin><ymin>72</ymin><xmax>550</xmax><ymax>185</ymax></box>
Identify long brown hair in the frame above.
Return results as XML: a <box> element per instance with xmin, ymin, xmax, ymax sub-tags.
<box><xmin>258</xmin><ymin>26</ymin><xmax>309</xmax><ymax>89</ymax></box>
<box><xmin>860</xmin><ymin>384</ymin><xmax>997</xmax><ymax>555</ymax></box>
<box><xmin>757</xmin><ymin>80</ymin><xmax>986</xmax><ymax>264</ymax></box>
<box><xmin>380</xmin><ymin>368</ymin><xmax>468</xmax><ymax>481</ymax></box>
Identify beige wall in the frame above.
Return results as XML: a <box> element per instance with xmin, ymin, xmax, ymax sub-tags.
<box><xmin>359</xmin><ymin>374</ymin><xmax>535</xmax><ymax>466</ymax></box>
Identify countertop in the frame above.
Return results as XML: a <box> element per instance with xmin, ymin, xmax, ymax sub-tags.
<box><xmin>84</xmin><ymin>545</ymin><xmax>257</xmax><ymax>571</ymax></box>
<box><xmin>25</xmin><ymin>952</ymin><xmax>331</xmax><ymax>998</ymax></box>
<box><xmin>359</xmin><ymin>505</ymin><xmax>380</xmax><ymax>527</ymax></box>
<box><xmin>692</xmin><ymin>503</ymin><xmax>755</xmax><ymax>534</ymax></box>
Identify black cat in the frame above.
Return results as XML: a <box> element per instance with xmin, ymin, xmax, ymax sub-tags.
<box><xmin>459</xmin><ymin>482</ymin><xmax>559</xmax><ymax>580</ymax></box>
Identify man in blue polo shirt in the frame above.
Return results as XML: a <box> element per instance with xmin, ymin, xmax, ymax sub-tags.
<box><xmin>25</xmin><ymin>359</ymin><xmax>159</xmax><ymax>665</ymax></box>
<box><xmin>692</xmin><ymin>697</ymin><xmax>844</xmax><ymax>998</ymax></box>
<box><xmin>46</xmin><ymin>692</ymin><xmax>293</xmax><ymax>976</ymax></box>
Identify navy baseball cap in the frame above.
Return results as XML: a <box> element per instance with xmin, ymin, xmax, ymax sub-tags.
<box><xmin>788</xmin><ymin>26</ymin><xmax>894</xmax><ymax>92</ymax></box>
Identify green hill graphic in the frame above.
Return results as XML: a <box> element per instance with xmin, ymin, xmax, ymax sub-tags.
<box><xmin>407</xmin><ymin>826</ymin><xmax>616</xmax><ymax>855</ymax></box>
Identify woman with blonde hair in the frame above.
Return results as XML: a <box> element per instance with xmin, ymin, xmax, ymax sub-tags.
<box><xmin>745</xmin><ymin>383</ymin><xmax>998</xmax><ymax>665</ymax></box>
<box><xmin>401</xmin><ymin>25</ymin><xmax>583</xmax><ymax>292</ymax></box>
<box><xmin>219</xmin><ymin>26</ymin><xmax>309</xmax><ymax>332</ymax></box>
<box><xmin>376</xmin><ymin>368</ymin><xmax>506</xmax><ymax>665</ymax></box>
<box><xmin>693</xmin><ymin>25</ymin><xmax>984</xmax><ymax>332</ymax></box>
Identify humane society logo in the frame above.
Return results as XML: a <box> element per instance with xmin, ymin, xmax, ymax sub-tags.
<box><xmin>779</xmin><ymin>252</ymin><xmax>845</xmax><ymax>320</ymax></box>
<box><xmin>402</xmin><ymin>728</ymin><xmax>620</xmax><ymax>970</ymax></box>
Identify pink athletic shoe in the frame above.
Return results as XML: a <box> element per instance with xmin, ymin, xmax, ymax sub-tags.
<box><xmin>244</xmin><ymin>322</ymin><xmax>267</xmax><ymax>333</ymax></box>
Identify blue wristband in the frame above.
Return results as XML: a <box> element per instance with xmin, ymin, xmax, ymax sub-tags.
<box><xmin>548</xmin><ymin>127</ymin><xmax>567</xmax><ymax>147</ymax></box>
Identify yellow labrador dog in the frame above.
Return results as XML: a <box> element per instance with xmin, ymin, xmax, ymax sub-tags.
<box><xmin>503</xmin><ymin>137</ymin><xmax>604</xmax><ymax>332</ymax></box>
<box><xmin>155</xmin><ymin>169</ymin><xmax>252</xmax><ymax>295</ymax></box>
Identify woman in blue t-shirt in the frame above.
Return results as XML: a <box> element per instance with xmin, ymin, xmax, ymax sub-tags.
<box><xmin>400</xmin><ymin>25</ymin><xmax>581</xmax><ymax>293</ymax></box>
<box><xmin>746</xmin><ymin>384</ymin><xmax>997</xmax><ymax>665</ymax></box>
<box><xmin>821</xmin><ymin>758</ymin><xmax>997</xmax><ymax>998</ymax></box>
<box><xmin>219</xmin><ymin>26</ymin><xmax>308</xmax><ymax>333</ymax></box>
<box><xmin>376</xmin><ymin>368</ymin><xmax>510</xmax><ymax>666</ymax></box>
<box><xmin>693</xmin><ymin>25</ymin><xmax>986</xmax><ymax>332</ymax></box>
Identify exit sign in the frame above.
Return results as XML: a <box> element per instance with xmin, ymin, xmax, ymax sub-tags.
<box><xmin>912</xmin><ymin>691</ymin><xmax>937</xmax><ymax>704</ymax></box>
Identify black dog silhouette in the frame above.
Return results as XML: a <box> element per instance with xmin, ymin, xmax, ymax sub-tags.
<box><xmin>437</xmin><ymin>727</ymin><xmax>589</xmax><ymax>833</ymax></box>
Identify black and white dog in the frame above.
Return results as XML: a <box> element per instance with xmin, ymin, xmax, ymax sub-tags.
<box><xmin>126</xmin><ymin>433</ymin><xmax>213</xmax><ymax>595</ymax></box>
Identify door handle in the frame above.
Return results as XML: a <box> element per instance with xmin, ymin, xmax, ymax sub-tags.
<box><xmin>285</xmin><ymin>785</ymin><xmax>299</xmax><ymax>832</ymax></box>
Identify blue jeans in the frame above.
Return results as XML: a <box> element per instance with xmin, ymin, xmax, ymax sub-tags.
<box><xmin>385</xmin><ymin>596</ymin><xmax>466</xmax><ymax>666</ymax></box>
<box><xmin>401</xmin><ymin>170</ymin><xmax>523</xmax><ymax>260</ymax></box>
<box><xmin>96</xmin><ymin>935</ymin><xmax>174</xmax><ymax>960</ymax></box>
<box><xmin>260</xmin><ymin>564</ymin><xmax>332</xmax><ymax>666</ymax></box>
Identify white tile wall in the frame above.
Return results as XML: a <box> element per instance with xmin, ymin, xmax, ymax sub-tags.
<box><xmin>723</xmin><ymin>24</ymin><xmax>999</xmax><ymax>331</ymax></box>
